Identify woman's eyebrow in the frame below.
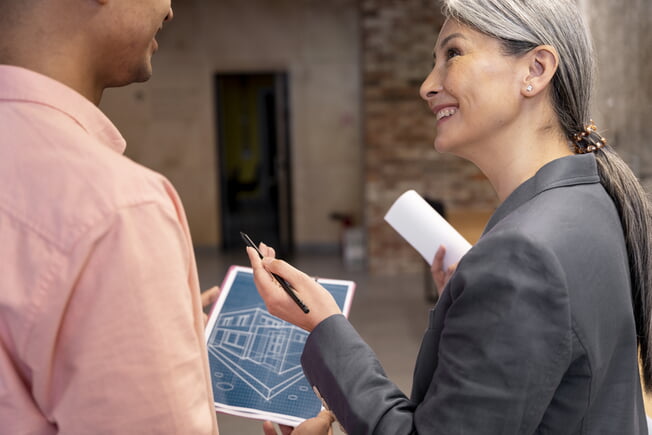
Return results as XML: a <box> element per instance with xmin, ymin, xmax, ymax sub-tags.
<box><xmin>438</xmin><ymin>32</ymin><xmax>467</xmax><ymax>50</ymax></box>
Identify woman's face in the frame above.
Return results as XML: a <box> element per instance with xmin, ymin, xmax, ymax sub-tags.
<box><xmin>420</xmin><ymin>19</ymin><xmax>527</xmax><ymax>158</ymax></box>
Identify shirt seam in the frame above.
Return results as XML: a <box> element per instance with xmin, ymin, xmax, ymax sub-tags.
<box><xmin>569</xmin><ymin>318</ymin><xmax>592</xmax><ymax>435</ymax></box>
<box><xmin>0</xmin><ymin>193</ymin><xmax>170</xmax><ymax>254</ymax></box>
<box><xmin>17</xmin><ymin>199</ymin><xmax>181</xmax><ymax>358</ymax></box>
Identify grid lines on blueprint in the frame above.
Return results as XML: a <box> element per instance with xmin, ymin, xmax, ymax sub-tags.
<box><xmin>205</xmin><ymin>266</ymin><xmax>354</xmax><ymax>422</ymax></box>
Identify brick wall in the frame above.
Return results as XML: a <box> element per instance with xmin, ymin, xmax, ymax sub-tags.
<box><xmin>361</xmin><ymin>0</ymin><xmax>498</xmax><ymax>274</ymax></box>
<box><xmin>362</xmin><ymin>0</ymin><xmax>652</xmax><ymax>275</ymax></box>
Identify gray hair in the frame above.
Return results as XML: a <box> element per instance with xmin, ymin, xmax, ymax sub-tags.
<box><xmin>441</xmin><ymin>0</ymin><xmax>594</xmax><ymax>141</ymax></box>
<box><xmin>440</xmin><ymin>0</ymin><xmax>652</xmax><ymax>392</ymax></box>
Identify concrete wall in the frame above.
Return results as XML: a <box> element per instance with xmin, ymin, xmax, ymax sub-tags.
<box><xmin>100</xmin><ymin>0</ymin><xmax>362</xmax><ymax>248</ymax></box>
<box><xmin>585</xmin><ymin>0</ymin><xmax>652</xmax><ymax>185</ymax></box>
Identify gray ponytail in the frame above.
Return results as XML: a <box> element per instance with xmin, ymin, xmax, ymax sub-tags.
<box><xmin>441</xmin><ymin>0</ymin><xmax>652</xmax><ymax>391</ymax></box>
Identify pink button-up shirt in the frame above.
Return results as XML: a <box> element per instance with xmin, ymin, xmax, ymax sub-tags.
<box><xmin>0</xmin><ymin>65</ymin><xmax>218</xmax><ymax>434</ymax></box>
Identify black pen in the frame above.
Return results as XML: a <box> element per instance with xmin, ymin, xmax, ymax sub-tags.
<box><xmin>240</xmin><ymin>232</ymin><xmax>310</xmax><ymax>314</ymax></box>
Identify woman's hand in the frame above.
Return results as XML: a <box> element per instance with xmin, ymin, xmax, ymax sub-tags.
<box><xmin>246</xmin><ymin>243</ymin><xmax>341</xmax><ymax>332</ymax></box>
<box><xmin>262</xmin><ymin>410</ymin><xmax>335</xmax><ymax>435</ymax></box>
<box><xmin>431</xmin><ymin>245</ymin><xmax>457</xmax><ymax>297</ymax></box>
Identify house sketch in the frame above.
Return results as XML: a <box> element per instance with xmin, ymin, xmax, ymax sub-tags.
<box><xmin>207</xmin><ymin>307</ymin><xmax>309</xmax><ymax>401</ymax></box>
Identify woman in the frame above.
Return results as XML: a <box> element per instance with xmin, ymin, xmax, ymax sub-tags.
<box><xmin>249</xmin><ymin>0</ymin><xmax>652</xmax><ymax>433</ymax></box>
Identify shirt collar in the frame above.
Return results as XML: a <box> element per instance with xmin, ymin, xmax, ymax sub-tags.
<box><xmin>484</xmin><ymin>153</ymin><xmax>600</xmax><ymax>235</ymax></box>
<box><xmin>0</xmin><ymin>64</ymin><xmax>127</xmax><ymax>154</ymax></box>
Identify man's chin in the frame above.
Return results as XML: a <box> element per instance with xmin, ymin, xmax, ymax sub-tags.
<box><xmin>133</xmin><ymin>65</ymin><xmax>154</xmax><ymax>83</ymax></box>
<box><xmin>107</xmin><ymin>68</ymin><xmax>153</xmax><ymax>88</ymax></box>
<box><xmin>133</xmin><ymin>73</ymin><xmax>153</xmax><ymax>84</ymax></box>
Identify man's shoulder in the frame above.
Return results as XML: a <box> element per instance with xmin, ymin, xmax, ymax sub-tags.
<box><xmin>0</xmin><ymin>121</ymin><xmax>178</xmax><ymax>253</ymax></box>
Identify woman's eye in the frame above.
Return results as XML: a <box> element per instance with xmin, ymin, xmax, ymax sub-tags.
<box><xmin>446</xmin><ymin>48</ymin><xmax>460</xmax><ymax>60</ymax></box>
<box><xmin>432</xmin><ymin>47</ymin><xmax>461</xmax><ymax>68</ymax></box>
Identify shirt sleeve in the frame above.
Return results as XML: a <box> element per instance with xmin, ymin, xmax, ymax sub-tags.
<box><xmin>29</xmin><ymin>201</ymin><xmax>217</xmax><ymax>434</ymax></box>
<box><xmin>302</xmin><ymin>232</ymin><xmax>572</xmax><ymax>435</ymax></box>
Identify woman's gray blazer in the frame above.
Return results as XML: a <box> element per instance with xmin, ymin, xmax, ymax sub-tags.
<box><xmin>301</xmin><ymin>154</ymin><xmax>648</xmax><ymax>434</ymax></box>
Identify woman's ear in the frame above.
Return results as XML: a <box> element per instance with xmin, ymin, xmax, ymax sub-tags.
<box><xmin>521</xmin><ymin>45</ymin><xmax>559</xmax><ymax>97</ymax></box>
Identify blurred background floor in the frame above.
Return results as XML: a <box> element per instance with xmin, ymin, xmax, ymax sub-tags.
<box><xmin>196</xmin><ymin>246</ymin><xmax>432</xmax><ymax>435</ymax></box>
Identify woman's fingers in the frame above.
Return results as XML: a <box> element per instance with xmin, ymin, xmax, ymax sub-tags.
<box><xmin>431</xmin><ymin>245</ymin><xmax>447</xmax><ymax>288</ymax></box>
<box><xmin>261</xmin><ymin>257</ymin><xmax>307</xmax><ymax>287</ymax></box>
<box><xmin>246</xmin><ymin>248</ymin><xmax>341</xmax><ymax>331</ymax></box>
<box><xmin>259</xmin><ymin>242</ymin><xmax>276</xmax><ymax>258</ymax></box>
<box><xmin>431</xmin><ymin>245</ymin><xmax>458</xmax><ymax>297</ymax></box>
<box><xmin>291</xmin><ymin>410</ymin><xmax>336</xmax><ymax>435</ymax></box>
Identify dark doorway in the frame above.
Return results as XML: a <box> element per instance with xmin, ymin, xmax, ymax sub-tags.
<box><xmin>215</xmin><ymin>73</ymin><xmax>292</xmax><ymax>256</ymax></box>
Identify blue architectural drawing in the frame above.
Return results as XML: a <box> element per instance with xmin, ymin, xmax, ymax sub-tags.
<box><xmin>205</xmin><ymin>266</ymin><xmax>354</xmax><ymax>422</ymax></box>
<box><xmin>208</xmin><ymin>307</ymin><xmax>308</xmax><ymax>400</ymax></box>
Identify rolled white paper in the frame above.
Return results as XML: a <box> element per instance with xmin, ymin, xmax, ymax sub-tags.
<box><xmin>384</xmin><ymin>190</ymin><xmax>471</xmax><ymax>270</ymax></box>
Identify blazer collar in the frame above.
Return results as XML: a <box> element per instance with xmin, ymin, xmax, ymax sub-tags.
<box><xmin>483</xmin><ymin>153</ymin><xmax>600</xmax><ymax>235</ymax></box>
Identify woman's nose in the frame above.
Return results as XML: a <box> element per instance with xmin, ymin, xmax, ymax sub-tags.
<box><xmin>419</xmin><ymin>68</ymin><xmax>441</xmax><ymax>101</ymax></box>
<box><xmin>165</xmin><ymin>7</ymin><xmax>174</xmax><ymax>22</ymax></box>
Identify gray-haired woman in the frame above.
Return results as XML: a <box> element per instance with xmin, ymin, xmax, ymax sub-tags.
<box><xmin>250</xmin><ymin>1</ymin><xmax>652</xmax><ymax>433</ymax></box>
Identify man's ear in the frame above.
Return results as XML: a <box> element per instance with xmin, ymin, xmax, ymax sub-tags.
<box><xmin>521</xmin><ymin>45</ymin><xmax>559</xmax><ymax>97</ymax></box>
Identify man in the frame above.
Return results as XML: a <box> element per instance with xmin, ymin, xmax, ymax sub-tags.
<box><xmin>0</xmin><ymin>0</ymin><xmax>219</xmax><ymax>433</ymax></box>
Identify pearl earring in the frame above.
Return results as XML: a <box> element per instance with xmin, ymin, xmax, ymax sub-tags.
<box><xmin>526</xmin><ymin>84</ymin><xmax>533</xmax><ymax>92</ymax></box>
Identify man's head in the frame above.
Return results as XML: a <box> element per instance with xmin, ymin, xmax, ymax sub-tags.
<box><xmin>0</xmin><ymin>0</ymin><xmax>174</xmax><ymax>104</ymax></box>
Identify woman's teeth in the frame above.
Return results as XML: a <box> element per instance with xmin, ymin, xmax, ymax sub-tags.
<box><xmin>436</xmin><ymin>108</ymin><xmax>458</xmax><ymax>120</ymax></box>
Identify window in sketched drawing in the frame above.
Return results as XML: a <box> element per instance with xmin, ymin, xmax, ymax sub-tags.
<box><xmin>206</xmin><ymin>268</ymin><xmax>350</xmax><ymax>418</ymax></box>
<box><xmin>208</xmin><ymin>306</ymin><xmax>308</xmax><ymax>401</ymax></box>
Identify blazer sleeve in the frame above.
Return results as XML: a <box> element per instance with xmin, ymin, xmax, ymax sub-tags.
<box><xmin>301</xmin><ymin>232</ymin><xmax>573</xmax><ymax>435</ymax></box>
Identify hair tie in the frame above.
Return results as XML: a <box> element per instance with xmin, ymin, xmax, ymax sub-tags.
<box><xmin>573</xmin><ymin>119</ymin><xmax>607</xmax><ymax>154</ymax></box>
